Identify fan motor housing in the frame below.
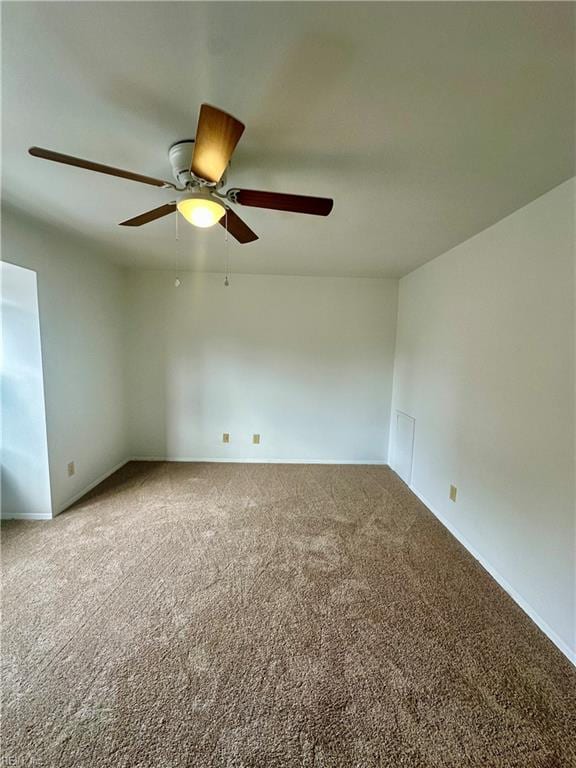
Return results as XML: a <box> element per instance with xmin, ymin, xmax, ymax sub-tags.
<box><xmin>169</xmin><ymin>140</ymin><xmax>226</xmax><ymax>188</ymax></box>
<box><xmin>168</xmin><ymin>140</ymin><xmax>195</xmax><ymax>186</ymax></box>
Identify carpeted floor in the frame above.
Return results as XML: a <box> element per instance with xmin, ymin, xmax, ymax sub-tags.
<box><xmin>1</xmin><ymin>462</ymin><xmax>575</xmax><ymax>767</ymax></box>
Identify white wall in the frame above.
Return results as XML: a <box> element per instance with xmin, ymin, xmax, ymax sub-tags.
<box><xmin>126</xmin><ymin>272</ymin><xmax>398</xmax><ymax>463</ymax></box>
<box><xmin>1</xmin><ymin>262</ymin><xmax>52</xmax><ymax>518</ymax></box>
<box><xmin>5</xmin><ymin>183</ymin><xmax>572</xmax><ymax>661</ymax></box>
<box><xmin>391</xmin><ymin>178</ymin><xmax>575</xmax><ymax>659</ymax></box>
<box><xmin>1</xmin><ymin>206</ymin><xmax>128</xmax><ymax>514</ymax></box>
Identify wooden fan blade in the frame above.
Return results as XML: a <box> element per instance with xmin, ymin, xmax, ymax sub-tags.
<box><xmin>233</xmin><ymin>189</ymin><xmax>333</xmax><ymax>216</ymax></box>
<box><xmin>191</xmin><ymin>104</ymin><xmax>245</xmax><ymax>183</ymax></box>
<box><xmin>29</xmin><ymin>147</ymin><xmax>174</xmax><ymax>188</ymax></box>
<box><xmin>219</xmin><ymin>208</ymin><xmax>258</xmax><ymax>244</ymax></box>
<box><xmin>119</xmin><ymin>203</ymin><xmax>177</xmax><ymax>227</ymax></box>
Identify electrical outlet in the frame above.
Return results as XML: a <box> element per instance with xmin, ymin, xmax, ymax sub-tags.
<box><xmin>67</xmin><ymin>461</ymin><xmax>75</xmax><ymax>477</ymax></box>
<box><xmin>222</xmin><ymin>433</ymin><xmax>230</xmax><ymax>444</ymax></box>
<box><xmin>252</xmin><ymin>434</ymin><xmax>261</xmax><ymax>445</ymax></box>
<box><xmin>449</xmin><ymin>484</ymin><xmax>457</xmax><ymax>502</ymax></box>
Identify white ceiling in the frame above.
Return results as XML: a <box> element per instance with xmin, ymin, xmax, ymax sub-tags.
<box><xmin>2</xmin><ymin>2</ymin><xmax>574</xmax><ymax>277</ymax></box>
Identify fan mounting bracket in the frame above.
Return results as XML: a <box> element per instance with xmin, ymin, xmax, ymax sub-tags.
<box><xmin>225</xmin><ymin>188</ymin><xmax>240</xmax><ymax>204</ymax></box>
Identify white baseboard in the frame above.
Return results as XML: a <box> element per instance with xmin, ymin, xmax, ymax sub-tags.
<box><xmin>57</xmin><ymin>458</ymin><xmax>131</xmax><ymax>515</ymax></box>
<box><xmin>1</xmin><ymin>511</ymin><xmax>52</xmax><ymax>521</ymax></box>
<box><xmin>408</xmin><ymin>482</ymin><xmax>575</xmax><ymax>667</ymax></box>
<box><xmin>130</xmin><ymin>456</ymin><xmax>388</xmax><ymax>465</ymax></box>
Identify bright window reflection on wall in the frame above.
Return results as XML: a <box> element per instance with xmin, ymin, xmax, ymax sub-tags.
<box><xmin>1</xmin><ymin>262</ymin><xmax>52</xmax><ymax>519</ymax></box>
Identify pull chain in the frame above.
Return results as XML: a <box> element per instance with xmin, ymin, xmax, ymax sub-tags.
<box><xmin>224</xmin><ymin>208</ymin><xmax>231</xmax><ymax>287</ymax></box>
<box><xmin>174</xmin><ymin>210</ymin><xmax>181</xmax><ymax>287</ymax></box>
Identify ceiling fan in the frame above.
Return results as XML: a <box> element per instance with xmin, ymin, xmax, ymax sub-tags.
<box><xmin>28</xmin><ymin>104</ymin><xmax>334</xmax><ymax>244</ymax></box>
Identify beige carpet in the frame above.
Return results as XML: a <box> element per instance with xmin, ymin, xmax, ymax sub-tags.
<box><xmin>2</xmin><ymin>462</ymin><xmax>575</xmax><ymax>767</ymax></box>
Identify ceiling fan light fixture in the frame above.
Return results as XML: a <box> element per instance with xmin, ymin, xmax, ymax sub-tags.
<box><xmin>29</xmin><ymin>103</ymin><xmax>333</xmax><ymax>243</ymax></box>
<box><xmin>177</xmin><ymin>192</ymin><xmax>226</xmax><ymax>228</ymax></box>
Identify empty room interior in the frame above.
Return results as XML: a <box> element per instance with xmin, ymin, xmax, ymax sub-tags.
<box><xmin>1</xmin><ymin>2</ymin><xmax>575</xmax><ymax>765</ymax></box>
